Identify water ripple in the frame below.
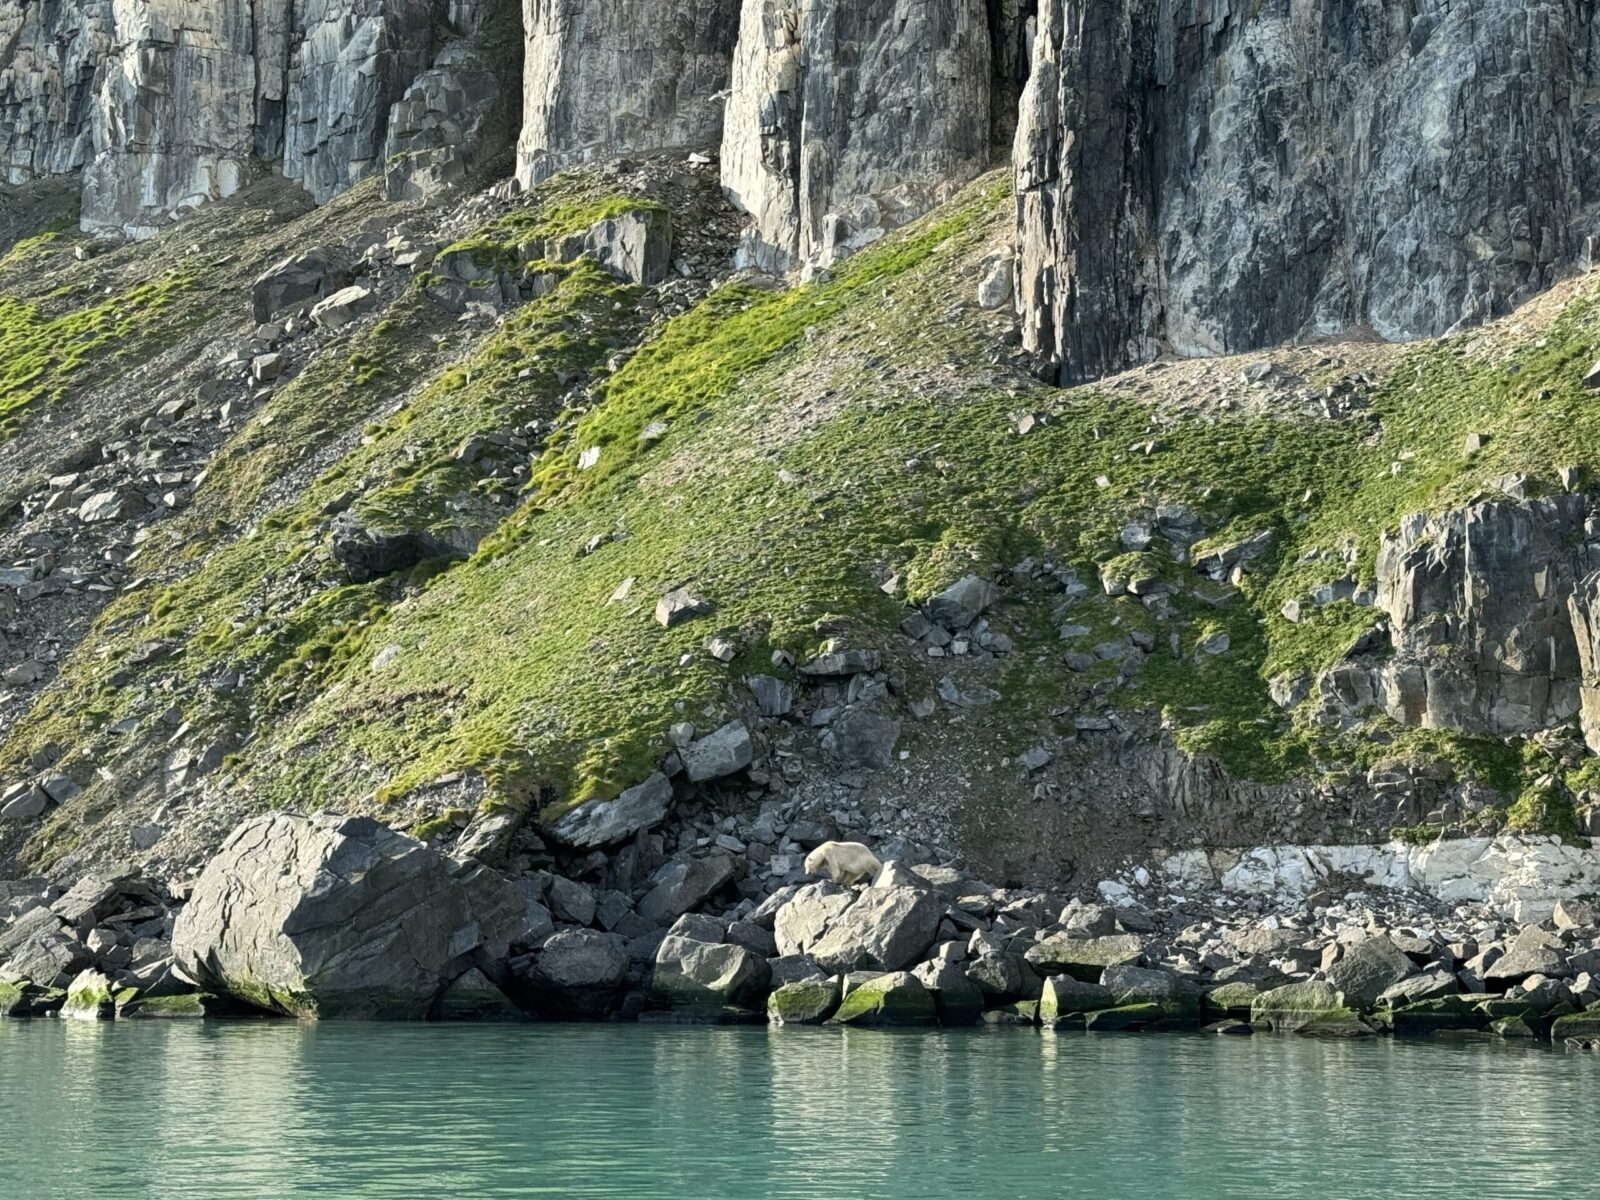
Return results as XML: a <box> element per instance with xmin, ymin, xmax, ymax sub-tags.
<box><xmin>0</xmin><ymin>1021</ymin><xmax>1592</xmax><ymax>1199</ymax></box>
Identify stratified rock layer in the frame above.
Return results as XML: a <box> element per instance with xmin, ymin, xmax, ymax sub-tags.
<box><xmin>721</xmin><ymin>0</ymin><xmax>992</xmax><ymax>272</ymax></box>
<box><xmin>1016</xmin><ymin>0</ymin><xmax>1599</xmax><ymax>381</ymax></box>
<box><xmin>515</xmin><ymin>0</ymin><xmax>741</xmax><ymax>189</ymax></box>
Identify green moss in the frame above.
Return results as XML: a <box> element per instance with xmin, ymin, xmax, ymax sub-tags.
<box><xmin>14</xmin><ymin>165</ymin><xmax>1600</xmax><ymax>859</ymax></box>
<box><xmin>410</xmin><ymin>809</ymin><xmax>471</xmax><ymax>841</ymax></box>
<box><xmin>1507</xmin><ymin>780</ymin><xmax>1581</xmax><ymax>840</ymax></box>
<box><xmin>0</xmin><ymin>272</ymin><xmax>195</xmax><ymax>438</ymax></box>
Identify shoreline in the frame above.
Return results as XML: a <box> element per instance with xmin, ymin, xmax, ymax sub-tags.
<box><xmin>4</xmin><ymin>814</ymin><xmax>1600</xmax><ymax>1050</ymax></box>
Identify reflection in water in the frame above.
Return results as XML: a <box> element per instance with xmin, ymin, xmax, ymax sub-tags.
<box><xmin>1</xmin><ymin>1020</ymin><xmax>1594</xmax><ymax>1199</ymax></box>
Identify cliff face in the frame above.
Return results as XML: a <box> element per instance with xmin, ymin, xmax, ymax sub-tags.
<box><xmin>0</xmin><ymin>1</ymin><xmax>112</xmax><ymax>183</ymax></box>
<box><xmin>720</xmin><ymin>0</ymin><xmax>993</xmax><ymax>272</ymax></box>
<box><xmin>515</xmin><ymin>0</ymin><xmax>741</xmax><ymax>189</ymax></box>
<box><xmin>13</xmin><ymin>0</ymin><xmax>1600</xmax><ymax>895</ymax></box>
<box><xmin>2</xmin><ymin>0</ymin><xmax>479</xmax><ymax>235</ymax></box>
<box><xmin>1015</xmin><ymin>0</ymin><xmax>1600</xmax><ymax>381</ymax></box>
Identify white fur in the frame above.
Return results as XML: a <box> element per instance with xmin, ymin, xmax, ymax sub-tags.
<box><xmin>803</xmin><ymin>841</ymin><xmax>883</xmax><ymax>887</ymax></box>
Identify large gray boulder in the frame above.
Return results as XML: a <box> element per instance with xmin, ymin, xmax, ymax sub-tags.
<box><xmin>512</xmin><ymin>928</ymin><xmax>628</xmax><ymax>1017</ymax></box>
<box><xmin>1024</xmin><ymin>933</ymin><xmax>1144</xmax><ymax>981</ymax></box>
<box><xmin>772</xmin><ymin>881</ymin><xmax>856</xmax><ymax>957</ymax></box>
<box><xmin>1322</xmin><ymin>937</ymin><xmax>1417</xmax><ymax>1009</ymax></box>
<box><xmin>636</xmin><ymin>853</ymin><xmax>737</xmax><ymax>926</ymax></box>
<box><xmin>543</xmin><ymin>208</ymin><xmax>674</xmax><ymax>286</ymax></box>
<box><xmin>650</xmin><ymin>935</ymin><xmax>771</xmax><ymax>1012</ymax></box>
<box><xmin>172</xmin><ymin>813</ymin><xmax>524</xmax><ymax>1019</ymax></box>
<box><xmin>806</xmin><ymin>885</ymin><xmax>943</xmax><ymax>974</ymax></box>
<box><xmin>829</xmin><ymin>970</ymin><xmax>938</xmax><ymax>1026</ymax></box>
<box><xmin>681</xmin><ymin>721</ymin><xmax>753</xmax><ymax>783</ymax></box>
<box><xmin>546</xmin><ymin>773</ymin><xmax>673</xmax><ymax>848</ymax></box>
<box><xmin>0</xmin><ymin>905</ymin><xmax>91</xmax><ymax>989</ymax></box>
<box><xmin>251</xmin><ymin>248</ymin><xmax>355</xmax><ymax>324</ymax></box>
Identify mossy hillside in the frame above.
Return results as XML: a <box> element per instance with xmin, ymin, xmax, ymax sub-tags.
<box><xmin>437</xmin><ymin>186</ymin><xmax>669</xmax><ymax>276</ymax></box>
<box><xmin>0</xmin><ymin>272</ymin><xmax>197</xmax><ymax>439</ymax></box>
<box><xmin>13</xmin><ymin>172</ymin><xmax>1600</xmax><ymax>865</ymax></box>
<box><xmin>8</xmin><ymin>258</ymin><xmax>641</xmax><ymax>728</ymax></box>
<box><xmin>0</xmin><ymin>252</ymin><xmax>649</xmax><ymax>860</ymax></box>
<box><xmin>149</xmin><ymin>177</ymin><xmax>1600</xmax><ymax>835</ymax></box>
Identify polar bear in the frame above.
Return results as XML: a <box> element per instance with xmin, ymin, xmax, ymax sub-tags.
<box><xmin>803</xmin><ymin>841</ymin><xmax>883</xmax><ymax>887</ymax></box>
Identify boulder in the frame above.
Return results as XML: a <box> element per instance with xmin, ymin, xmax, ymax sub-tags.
<box><xmin>513</xmin><ymin>929</ymin><xmax>628</xmax><ymax>1017</ymax></box>
<box><xmin>1024</xmin><ymin>933</ymin><xmax>1144</xmax><ymax>981</ymax></box>
<box><xmin>1100</xmin><ymin>964</ymin><xmax>1201</xmax><ymax>1018</ymax></box>
<box><xmin>636</xmin><ymin>854</ymin><xmax>737</xmax><ymax>926</ymax></box>
<box><xmin>172</xmin><ymin>813</ymin><xmax>524</xmax><ymax>1019</ymax></box>
<box><xmin>1082</xmin><ymin>1003</ymin><xmax>1167</xmax><ymax>1032</ymax></box>
<box><xmin>0</xmin><ymin>981</ymin><xmax>66</xmax><ymax>1018</ymax></box>
<box><xmin>1202</xmin><ymin>981</ymin><xmax>1261</xmax><ymax>1020</ymax></box>
<box><xmin>0</xmin><ymin>906</ymin><xmax>91</xmax><ymax>989</ymax></box>
<box><xmin>546</xmin><ymin>773</ymin><xmax>673</xmax><ymax>847</ymax></box>
<box><xmin>1485</xmin><ymin>928</ymin><xmax>1570</xmax><ymax>983</ymax></box>
<box><xmin>116</xmin><ymin>992</ymin><xmax>242</xmax><ymax>1020</ymax></box>
<box><xmin>1554</xmin><ymin>899</ymin><xmax>1599</xmax><ymax>930</ymax></box>
<box><xmin>820</xmin><ymin>712</ymin><xmax>901</xmax><ymax>769</ymax></box>
<box><xmin>60</xmin><ymin>969</ymin><xmax>114</xmax><ymax>1021</ymax></box>
<box><xmin>1039</xmin><ymin>974</ymin><xmax>1114</xmax><ymax>1025</ymax></box>
<box><xmin>1552</xmin><ymin>1011</ymin><xmax>1600</xmax><ymax>1042</ymax></box>
<box><xmin>772</xmin><ymin>882</ymin><xmax>856</xmax><ymax>957</ymax></box>
<box><xmin>829</xmin><ymin>971</ymin><xmax>937</xmax><ymax>1027</ymax></box>
<box><xmin>746</xmin><ymin>675</ymin><xmax>794</xmax><ymax>717</ymax></box>
<box><xmin>650</xmin><ymin>936</ymin><xmax>771</xmax><ymax>1013</ymax></box>
<box><xmin>681</xmin><ymin>722</ymin><xmax>753</xmax><ymax>783</ymax></box>
<box><xmin>806</xmin><ymin>886</ymin><xmax>943</xmax><ymax>973</ymax></box>
<box><xmin>923</xmin><ymin>575</ymin><xmax>999</xmax><ymax>630</ymax></box>
<box><xmin>546</xmin><ymin>209</ymin><xmax>673</xmax><ymax>285</ymax></box>
<box><xmin>1251</xmin><ymin>981</ymin><xmax>1364</xmax><ymax>1035</ymax></box>
<box><xmin>1375</xmin><ymin>967</ymin><xmax>1459</xmax><ymax>1008</ymax></box>
<box><xmin>767</xmin><ymin>978</ymin><xmax>839</xmax><ymax>1025</ymax></box>
<box><xmin>911</xmin><ymin>959</ymin><xmax>985</xmax><ymax>1026</ymax></box>
<box><xmin>768</xmin><ymin>955</ymin><xmax>826</xmax><ymax>986</ymax></box>
<box><xmin>964</xmin><ymin>948</ymin><xmax>1025</xmax><ymax>997</ymax></box>
<box><xmin>546</xmin><ymin>875</ymin><xmax>596</xmax><ymax>927</ymax></box>
<box><xmin>310</xmin><ymin>285</ymin><xmax>375</xmax><ymax>329</ymax></box>
<box><xmin>1387</xmin><ymin>995</ymin><xmax>1489</xmax><ymax>1036</ymax></box>
<box><xmin>251</xmin><ymin>249</ymin><xmax>354</xmax><ymax>323</ymax></box>
<box><xmin>667</xmin><ymin>913</ymin><xmax>727</xmax><ymax>944</ymax></box>
<box><xmin>1323</xmin><ymin>937</ymin><xmax>1417</xmax><ymax>1009</ymax></box>
<box><xmin>655</xmin><ymin>588</ymin><xmax>712</xmax><ymax>628</ymax></box>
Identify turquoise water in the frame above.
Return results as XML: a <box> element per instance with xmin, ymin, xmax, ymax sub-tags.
<box><xmin>1</xmin><ymin>1021</ymin><xmax>1593</xmax><ymax>1199</ymax></box>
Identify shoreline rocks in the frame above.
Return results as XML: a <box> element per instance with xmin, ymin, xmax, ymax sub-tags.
<box><xmin>1</xmin><ymin>812</ymin><xmax>1598</xmax><ymax>1052</ymax></box>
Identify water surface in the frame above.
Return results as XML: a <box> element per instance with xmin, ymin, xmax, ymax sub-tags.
<box><xmin>2</xmin><ymin>1021</ymin><xmax>1591</xmax><ymax>1198</ymax></box>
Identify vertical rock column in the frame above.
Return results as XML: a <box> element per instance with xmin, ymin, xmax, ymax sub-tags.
<box><xmin>721</xmin><ymin>0</ymin><xmax>993</xmax><ymax>274</ymax></box>
<box><xmin>81</xmin><ymin>0</ymin><xmax>287</xmax><ymax>237</ymax></box>
<box><xmin>283</xmin><ymin>0</ymin><xmax>442</xmax><ymax>203</ymax></box>
<box><xmin>0</xmin><ymin>0</ymin><xmax>114</xmax><ymax>183</ymax></box>
<box><xmin>515</xmin><ymin>0</ymin><xmax>742</xmax><ymax>190</ymax></box>
<box><xmin>1014</xmin><ymin>0</ymin><xmax>1598</xmax><ymax>383</ymax></box>
<box><xmin>1012</xmin><ymin>0</ymin><xmax>1155</xmax><ymax>383</ymax></box>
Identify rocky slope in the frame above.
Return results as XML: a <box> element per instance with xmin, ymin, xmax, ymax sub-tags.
<box><xmin>4</xmin><ymin>0</ymin><xmax>1600</xmax><ymax>1026</ymax></box>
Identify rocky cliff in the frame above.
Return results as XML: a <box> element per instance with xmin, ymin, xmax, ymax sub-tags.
<box><xmin>720</xmin><ymin>0</ymin><xmax>993</xmax><ymax>272</ymax></box>
<box><xmin>1015</xmin><ymin>0</ymin><xmax>1599</xmax><ymax>381</ymax></box>
<box><xmin>8</xmin><ymin>0</ymin><xmax>1600</xmax><ymax>957</ymax></box>
<box><xmin>1</xmin><ymin>0</ymin><xmax>505</xmax><ymax>235</ymax></box>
